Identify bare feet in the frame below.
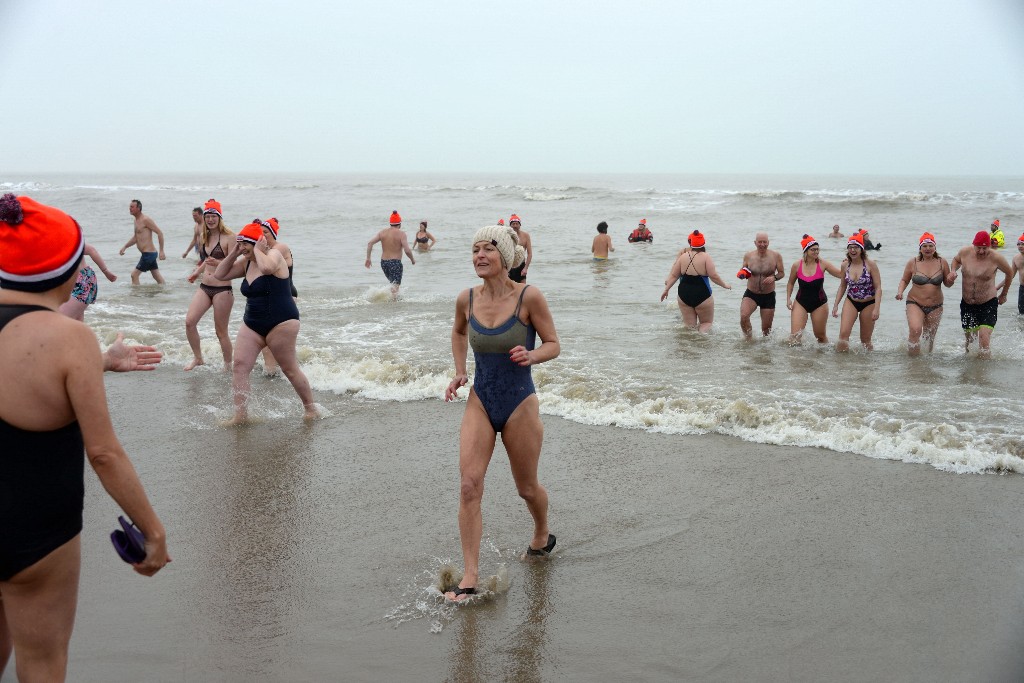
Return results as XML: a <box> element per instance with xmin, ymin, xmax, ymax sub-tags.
<box><xmin>221</xmin><ymin>412</ymin><xmax>248</xmax><ymax>427</ymax></box>
<box><xmin>184</xmin><ymin>357</ymin><xmax>204</xmax><ymax>371</ymax></box>
<box><xmin>303</xmin><ymin>406</ymin><xmax>322</xmax><ymax>421</ymax></box>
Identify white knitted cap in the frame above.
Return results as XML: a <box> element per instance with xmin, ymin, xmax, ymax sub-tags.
<box><xmin>472</xmin><ymin>225</ymin><xmax>526</xmax><ymax>269</ymax></box>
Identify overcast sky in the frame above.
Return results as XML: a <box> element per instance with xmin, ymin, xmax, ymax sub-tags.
<box><xmin>2</xmin><ymin>0</ymin><xmax>1022</xmax><ymax>175</ymax></box>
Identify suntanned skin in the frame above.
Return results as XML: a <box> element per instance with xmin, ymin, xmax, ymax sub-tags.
<box><xmin>949</xmin><ymin>241</ymin><xmax>1014</xmax><ymax>357</ymax></box>
<box><xmin>365</xmin><ymin>221</ymin><xmax>416</xmax><ymax>298</ymax></box>
<box><xmin>120</xmin><ymin>200</ymin><xmax>166</xmax><ymax>284</ymax></box>
<box><xmin>738</xmin><ymin>232</ymin><xmax>785</xmax><ymax>337</ymax></box>
<box><xmin>894</xmin><ymin>242</ymin><xmax>953</xmax><ymax>356</ymax></box>
<box><xmin>592</xmin><ymin>232</ymin><xmax>614</xmax><ymax>259</ymax></box>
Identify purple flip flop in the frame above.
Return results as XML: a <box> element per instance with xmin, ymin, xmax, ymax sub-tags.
<box><xmin>110</xmin><ymin>515</ymin><xmax>147</xmax><ymax>564</ymax></box>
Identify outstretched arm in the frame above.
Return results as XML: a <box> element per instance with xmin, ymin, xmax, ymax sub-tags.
<box><xmin>103</xmin><ymin>332</ymin><xmax>163</xmax><ymax>372</ymax></box>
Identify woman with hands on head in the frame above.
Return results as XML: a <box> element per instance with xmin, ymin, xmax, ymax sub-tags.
<box><xmin>443</xmin><ymin>224</ymin><xmax>560</xmax><ymax>602</ymax></box>
<box><xmin>0</xmin><ymin>194</ymin><xmax>169</xmax><ymax>683</ymax></box>
<box><xmin>213</xmin><ymin>223</ymin><xmax>318</xmax><ymax>424</ymax></box>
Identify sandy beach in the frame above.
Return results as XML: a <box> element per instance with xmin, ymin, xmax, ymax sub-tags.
<box><xmin>6</xmin><ymin>368</ymin><xmax>1020</xmax><ymax>682</ymax></box>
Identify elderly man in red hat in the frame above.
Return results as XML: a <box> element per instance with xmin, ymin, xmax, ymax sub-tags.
<box><xmin>948</xmin><ymin>230</ymin><xmax>1014</xmax><ymax>357</ymax></box>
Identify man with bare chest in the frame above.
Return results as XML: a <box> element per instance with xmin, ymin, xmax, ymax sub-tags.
<box><xmin>365</xmin><ymin>210</ymin><xmax>416</xmax><ymax>299</ymax></box>
<box><xmin>120</xmin><ymin>199</ymin><xmax>166</xmax><ymax>284</ymax></box>
<box><xmin>737</xmin><ymin>232</ymin><xmax>785</xmax><ymax>337</ymax></box>
<box><xmin>949</xmin><ymin>230</ymin><xmax>1013</xmax><ymax>356</ymax></box>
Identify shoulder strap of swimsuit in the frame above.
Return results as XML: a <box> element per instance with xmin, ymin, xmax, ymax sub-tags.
<box><xmin>684</xmin><ymin>252</ymin><xmax>697</xmax><ymax>274</ymax></box>
<box><xmin>468</xmin><ymin>287</ymin><xmax>474</xmax><ymax>316</ymax></box>
<box><xmin>513</xmin><ymin>285</ymin><xmax>530</xmax><ymax>318</ymax></box>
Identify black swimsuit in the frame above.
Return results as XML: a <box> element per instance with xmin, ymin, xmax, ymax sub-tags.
<box><xmin>0</xmin><ymin>305</ymin><xmax>85</xmax><ymax>580</ymax></box>
<box><xmin>240</xmin><ymin>261</ymin><xmax>300</xmax><ymax>337</ymax></box>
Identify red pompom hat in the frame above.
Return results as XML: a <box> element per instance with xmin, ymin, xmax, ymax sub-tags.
<box><xmin>389</xmin><ymin>211</ymin><xmax>402</xmax><ymax>225</ymax></box>
<box><xmin>0</xmin><ymin>194</ymin><xmax>85</xmax><ymax>292</ymax></box>
<box><xmin>255</xmin><ymin>217</ymin><xmax>280</xmax><ymax>237</ymax></box>
<box><xmin>688</xmin><ymin>230</ymin><xmax>706</xmax><ymax>248</ymax></box>
<box><xmin>236</xmin><ymin>223</ymin><xmax>264</xmax><ymax>244</ymax></box>
<box><xmin>847</xmin><ymin>233</ymin><xmax>865</xmax><ymax>249</ymax></box>
<box><xmin>510</xmin><ymin>214</ymin><xmax>521</xmax><ymax>224</ymax></box>
<box><xmin>203</xmin><ymin>198</ymin><xmax>223</xmax><ymax>217</ymax></box>
<box><xmin>800</xmin><ymin>234</ymin><xmax>818</xmax><ymax>252</ymax></box>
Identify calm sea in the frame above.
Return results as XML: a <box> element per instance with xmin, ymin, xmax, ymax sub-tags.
<box><xmin>4</xmin><ymin>172</ymin><xmax>1023</xmax><ymax>474</ymax></box>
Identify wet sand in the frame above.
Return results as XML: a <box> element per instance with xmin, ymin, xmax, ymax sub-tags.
<box><xmin>12</xmin><ymin>369</ymin><xmax>1024</xmax><ymax>682</ymax></box>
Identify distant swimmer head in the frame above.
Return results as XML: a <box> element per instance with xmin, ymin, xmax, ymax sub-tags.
<box><xmin>801</xmin><ymin>234</ymin><xmax>818</xmax><ymax>252</ymax></box>
<box><xmin>420</xmin><ymin>220</ymin><xmax>427</xmax><ymax>229</ymax></box>
<box><xmin>389</xmin><ymin>211</ymin><xmax>402</xmax><ymax>226</ymax></box>
<box><xmin>236</xmin><ymin>223</ymin><xmax>264</xmax><ymax>245</ymax></box>
<box><xmin>919</xmin><ymin>232</ymin><xmax>936</xmax><ymax>246</ymax></box>
<box><xmin>1017</xmin><ymin>234</ymin><xmax>1024</xmax><ymax>245</ymax></box>
<box><xmin>597</xmin><ymin>221</ymin><xmax>608</xmax><ymax>234</ymax></box>
<box><xmin>687</xmin><ymin>230</ymin><xmax>705</xmax><ymax>249</ymax></box>
<box><xmin>497</xmin><ymin>218</ymin><xmax>505</xmax><ymax>225</ymax></box>
<box><xmin>509</xmin><ymin>214</ymin><xmax>521</xmax><ymax>227</ymax></box>
<box><xmin>992</xmin><ymin>219</ymin><xmax>1000</xmax><ymax>228</ymax></box>
<box><xmin>0</xmin><ymin>194</ymin><xmax>85</xmax><ymax>292</ymax></box>
<box><xmin>639</xmin><ymin>219</ymin><xmax>647</xmax><ymax>227</ymax></box>
<box><xmin>203</xmin><ymin>199</ymin><xmax>223</xmax><ymax>217</ymax></box>
<box><xmin>473</xmin><ymin>225</ymin><xmax>526</xmax><ymax>270</ymax></box>
<box><xmin>973</xmin><ymin>230</ymin><xmax>991</xmax><ymax>247</ymax></box>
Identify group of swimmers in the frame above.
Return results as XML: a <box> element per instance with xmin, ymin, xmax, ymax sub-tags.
<box><xmin>655</xmin><ymin>226</ymin><xmax>1021</xmax><ymax>357</ymax></box>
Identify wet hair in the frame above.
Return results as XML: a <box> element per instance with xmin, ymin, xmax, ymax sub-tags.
<box><xmin>597</xmin><ymin>221</ymin><xmax>608</xmax><ymax>234</ymax></box>
<box><xmin>193</xmin><ymin>206</ymin><xmax>202</xmax><ymax>214</ymax></box>
<box><xmin>131</xmin><ymin>199</ymin><xmax>142</xmax><ymax>210</ymax></box>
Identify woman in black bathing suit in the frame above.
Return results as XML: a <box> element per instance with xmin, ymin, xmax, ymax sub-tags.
<box><xmin>894</xmin><ymin>232</ymin><xmax>952</xmax><ymax>356</ymax></box>
<box><xmin>785</xmin><ymin>235</ymin><xmax>842</xmax><ymax>345</ymax></box>
<box><xmin>214</xmin><ymin>223</ymin><xmax>319</xmax><ymax>424</ymax></box>
<box><xmin>413</xmin><ymin>221</ymin><xmax>436</xmax><ymax>252</ymax></box>
<box><xmin>660</xmin><ymin>230</ymin><xmax>731</xmax><ymax>332</ymax></box>
<box><xmin>185</xmin><ymin>199</ymin><xmax>235</xmax><ymax>371</ymax></box>
<box><xmin>0</xmin><ymin>194</ymin><xmax>168</xmax><ymax>682</ymax></box>
<box><xmin>256</xmin><ymin>217</ymin><xmax>296</xmax><ymax>376</ymax></box>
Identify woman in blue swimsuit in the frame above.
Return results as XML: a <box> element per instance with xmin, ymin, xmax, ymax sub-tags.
<box><xmin>0</xmin><ymin>194</ymin><xmax>168</xmax><ymax>681</ymax></box>
<box><xmin>660</xmin><ymin>230</ymin><xmax>731</xmax><ymax>332</ymax></box>
<box><xmin>443</xmin><ymin>225</ymin><xmax>560</xmax><ymax>602</ymax></box>
<box><xmin>214</xmin><ymin>223</ymin><xmax>319</xmax><ymax>424</ymax></box>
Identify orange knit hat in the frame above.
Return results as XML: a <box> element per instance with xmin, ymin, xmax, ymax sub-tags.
<box><xmin>510</xmin><ymin>214</ymin><xmax>521</xmax><ymax>224</ymax></box>
<box><xmin>255</xmin><ymin>217</ymin><xmax>280</xmax><ymax>237</ymax></box>
<box><xmin>992</xmin><ymin>219</ymin><xmax>1000</xmax><ymax>228</ymax></box>
<box><xmin>639</xmin><ymin>219</ymin><xmax>647</xmax><ymax>226</ymax></box>
<box><xmin>688</xmin><ymin>230</ymin><xmax>706</xmax><ymax>248</ymax></box>
<box><xmin>1017</xmin><ymin>234</ymin><xmax>1024</xmax><ymax>244</ymax></box>
<box><xmin>236</xmin><ymin>223</ymin><xmax>264</xmax><ymax>244</ymax></box>
<box><xmin>389</xmin><ymin>211</ymin><xmax>401</xmax><ymax>225</ymax></box>
<box><xmin>801</xmin><ymin>234</ymin><xmax>818</xmax><ymax>252</ymax></box>
<box><xmin>919</xmin><ymin>232</ymin><xmax>936</xmax><ymax>246</ymax></box>
<box><xmin>0</xmin><ymin>194</ymin><xmax>85</xmax><ymax>292</ymax></box>
<box><xmin>497</xmin><ymin>218</ymin><xmax>505</xmax><ymax>225</ymax></box>
<box><xmin>847</xmin><ymin>233</ymin><xmax>865</xmax><ymax>250</ymax></box>
<box><xmin>203</xmin><ymin>198</ymin><xmax>223</xmax><ymax>217</ymax></box>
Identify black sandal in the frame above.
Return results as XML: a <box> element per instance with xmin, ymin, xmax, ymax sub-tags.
<box><xmin>526</xmin><ymin>534</ymin><xmax>556</xmax><ymax>557</ymax></box>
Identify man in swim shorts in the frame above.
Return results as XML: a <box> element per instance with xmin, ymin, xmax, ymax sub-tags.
<box><xmin>949</xmin><ymin>230</ymin><xmax>1013</xmax><ymax>357</ymax></box>
<box><xmin>365</xmin><ymin>210</ymin><xmax>415</xmax><ymax>298</ymax></box>
<box><xmin>508</xmin><ymin>214</ymin><xmax>532</xmax><ymax>282</ymax></box>
<box><xmin>120</xmin><ymin>199</ymin><xmax>166</xmax><ymax>284</ymax></box>
<box><xmin>737</xmin><ymin>232</ymin><xmax>786</xmax><ymax>338</ymax></box>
